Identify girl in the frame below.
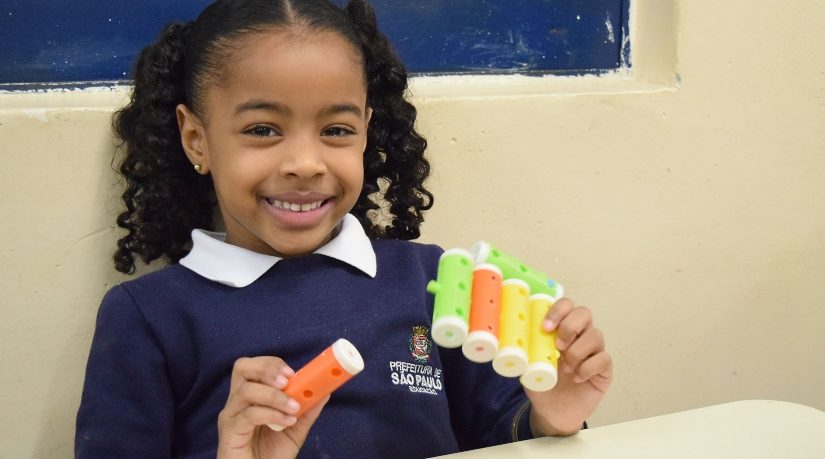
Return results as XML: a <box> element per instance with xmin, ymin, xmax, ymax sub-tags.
<box><xmin>75</xmin><ymin>0</ymin><xmax>612</xmax><ymax>457</ymax></box>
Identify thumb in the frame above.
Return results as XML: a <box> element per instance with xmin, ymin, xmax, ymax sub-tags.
<box><xmin>542</xmin><ymin>297</ymin><xmax>574</xmax><ymax>332</ymax></box>
<box><xmin>283</xmin><ymin>395</ymin><xmax>330</xmax><ymax>445</ymax></box>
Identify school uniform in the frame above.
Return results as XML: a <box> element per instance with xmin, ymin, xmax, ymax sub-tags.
<box><xmin>75</xmin><ymin>214</ymin><xmax>534</xmax><ymax>458</ymax></box>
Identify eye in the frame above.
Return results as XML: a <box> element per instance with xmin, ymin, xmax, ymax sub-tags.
<box><xmin>243</xmin><ymin>125</ymin><xmax>280</xmax><ymax>137</ymax></box>
<box><xmin>322</xmin><ymin>126</ymin><xmax>356</xmax><ymax>138</ymax></box>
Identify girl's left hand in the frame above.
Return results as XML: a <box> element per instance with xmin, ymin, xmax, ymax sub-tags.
<box><xmin>525</xmin><ymin>297</ymin><xmax>613</xmax><ymax>436</ymax></box>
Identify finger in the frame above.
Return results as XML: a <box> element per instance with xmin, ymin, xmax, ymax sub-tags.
<box><xmin>230</xmin><ymin>356</ymin><xmax>295</xmax><ymax>391</ymax></box>
<box><xmin>239</xmin><ymin>405</ymin><xmax>299</xmax><ymax>431</ymax></box>
<box><xmin>561</xmin><ymin>327</ymin><xmax>602</xmax><ymax>376</ymax></box>
<box><xmin>219</xmin><ymin>399</ymin><xmax>299</xmax><ymax>438</ymax></box>
<box><xmin>542</xmin><ymin>297</ymin><xmax>574</xmax><ymax>331</ymax></box>
<box><xmin>562</xmin><ymin>326</ymin><xmax>604</xmax><ymax>369</ymax></box>
<box><xmin>295</xmin><ymin>394</ymin><xmax>330</xmax><ymax>430</ymax></box>
<box><xmin>229</xmin><ymin>356</ymin><xmax>294</xmax><ymax>392</ymax></box>
<box><xmin>223</xmin><ymin>381</ymin><xmax>300</xmax><ymax>419</ymax></box>
<box><xmin>555</xmin><ymin>306</ymin><xmax>593</xmax><ymax>351</ymax></box>
<box><xmin>279</xmin><ymin>395</ymin><xmax>331</xmax><ymax>446</ymax></box>
<box><xmin>572</xmin><ymin>351</ymin><xmax>613</xmax><ymax>391</ymax></box>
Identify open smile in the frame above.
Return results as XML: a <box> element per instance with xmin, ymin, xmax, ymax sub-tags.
<box><xmin>261</xmin><ymin>195</ymin><xmax>336</xmax><ymax>228</ymax></box>
<box><xmin>265</xmin><ymin>198</ymin><xmax>330</xmax><ymax>212</ymax></box>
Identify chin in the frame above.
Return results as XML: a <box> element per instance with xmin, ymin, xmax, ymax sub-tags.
<box><xmin>269</xmin><ymin>237</ymin><xmax>327</xmax><ymax>258</ymax></box>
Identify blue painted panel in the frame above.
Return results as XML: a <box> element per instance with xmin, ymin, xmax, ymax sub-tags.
<box><xmin>0</xmin><ymin>0</ymin><xmax>210</xmax><ymax>85</ymax></box>
<box><xmin>0</xmin><ymin>0</ymin><xmax>628</xmax><ymax>87</ymax></box>
<box><xmin>373</xmin><ymin>0</ymin><xmax>629</xmax><ymax>74</ymax></box>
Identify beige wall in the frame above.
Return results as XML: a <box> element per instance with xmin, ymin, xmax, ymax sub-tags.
<box><xmin>1</xmin><ymin>0</ymin><xmax>823</xmax><ymax>456</ymax></box>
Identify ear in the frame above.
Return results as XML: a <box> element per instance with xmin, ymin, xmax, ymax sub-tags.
<box><xmin>176</xmin><ymin>104</ymin><xmax>210</xmax><ymax>174</ymax></box>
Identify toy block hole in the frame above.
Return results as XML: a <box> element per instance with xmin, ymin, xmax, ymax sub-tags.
<box><xmin>461</xmin><ymin>258</ymin><xmax>470</xmax><ymax>266</ymax></box>
<box><xmin>518</xmin><ymin>313</ymin><xmax>526</xmax><ymax>321</ymax></box>
<box><xmin>331</xmin><ymin>368</ymin><xmax>343</xmax><ymax>377</ymax></box>
<box><xmin>517</xmin><ymin>338</ymin><xmax>525</xmax><ymax>347</ymax></box>
<box><xmin>536</xmin><ymin>376</ymin><xmax>544</xmax><ymax>383</ymax></box>
<box><xmin>475</xmin><ymin>346</ymin><xmax>485</xmax><ymax>353</ymax></box>
<box><xmin>455</xmin><ymin>308</ymin><xmax>464</xmax><ymax>316</ymax></box>
<box><xmin>459</xmin><ymin>282</ymin><xmax>467</xmax><ymax>290</ymax></box>
<box><xmin>446</xmin><ymin>331</ymin><xmax>454</xmax><ymax>338</ymax></box>
<box><xmin>489</xmin><ymin>298</ymin><xmax>495</xmax><ymax>304</ymax></box>
<box><xmin>492</xmin><ymin>250</ymin><xmax>501</xmax><ymax>257</ymax></box>
<box><xmin>519</xmin><ymin>288</ymin><xmax>528</xmax><ymax>296</ymax></box>
<box><xmin>487</xmin><ymin>325</ymin><xmax>494</xmax><ymax>331</ymax></box>
<box><xmin>505</xmin><ymin>361</ymin><xmax>514</xmax><ymax>368</ymax></box>
<box><xmin>519</xmin><ymin>265</ymin><xmax>528</xmax><ymax>273</ymax></box>
<box><xmin>303</xmin><ymin>390</ymin><xmax>314</xmax><ymax>399</ymax></box>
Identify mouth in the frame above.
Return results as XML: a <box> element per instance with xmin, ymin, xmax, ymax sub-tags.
<box><xmin>260</xmin><ymin>193</ymin><xmax>337</xmax><ymax>231</ymax></box>
<box><xmin>264</xmin><ymin>198</ymin><xmax>331</xmax><ymax>212</ymax></box>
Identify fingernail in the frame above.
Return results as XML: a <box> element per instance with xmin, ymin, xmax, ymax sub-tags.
<box><xmin>286</xmin><ymin>399</ymin><xmax>300</xmax><ymax>413</ymax></box>
<box><xmin>284</xmin><ymin>415</ymin><xmax>297</xmax><ymax>425</ymax></box>
<box><xmin>543</xmin><ymin>319</ymin><xmax>555</xmax><ymax>331</ymax></box>
<box><xmin>274</xmin><ymin>375</ymin><xmax>288</xmax><ymax>389</ymax></box>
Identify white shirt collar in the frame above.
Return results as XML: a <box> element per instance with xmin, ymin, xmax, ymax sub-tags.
<box><xmin>179</xmin><ymin>214</ymin><xmax>377</xmax><ymax>288</ymax></box>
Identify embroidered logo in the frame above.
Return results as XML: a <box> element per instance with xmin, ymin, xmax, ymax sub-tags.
<box><xmin>409</xmin><ymin>325</ymin><xmax>432</xmax><ymax>363</ymax></box>
<box><xmin>390</xmin><ymin>326</ymin><xmax>443</xmax><ymax>395</ymax></box>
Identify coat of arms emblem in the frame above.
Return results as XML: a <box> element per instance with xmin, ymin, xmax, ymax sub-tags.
<box><xmin>409</xmin><ymin>325</ymin><xmax>432</xmax><ymax>363</ymax></box>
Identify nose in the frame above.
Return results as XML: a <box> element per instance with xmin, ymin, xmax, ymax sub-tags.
<box><xmin>279</xmin><ymin>137</ymin><xmax>327</xmax><ymax>179</ymax></box>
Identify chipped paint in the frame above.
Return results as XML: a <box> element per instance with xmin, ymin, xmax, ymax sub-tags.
<box><xmin>605</xmin><ymin>13</ymin><xmax>616</xmax><ymax>44</ymax></box>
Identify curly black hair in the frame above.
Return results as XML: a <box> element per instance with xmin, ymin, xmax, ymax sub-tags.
<box><xmin>113</xmin><ymin>0</ymin><xmax>433</xmax><ymax>274</ymax></box>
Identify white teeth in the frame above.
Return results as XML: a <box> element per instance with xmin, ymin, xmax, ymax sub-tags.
<box><xmin>269</xmin><ymin>199</ymin><xmax>325</xmax><ymax>212</ymax></box>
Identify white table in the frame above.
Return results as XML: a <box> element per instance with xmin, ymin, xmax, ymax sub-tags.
<box><xmin>435</xmin><ymin>400</ymin><xmax>825</xmax><ymax>458</ymax></box>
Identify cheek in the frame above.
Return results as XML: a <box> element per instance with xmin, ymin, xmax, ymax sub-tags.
<box><xmin>211</xmin><ymin>153</ymin><xmax>269</xmax><ymax>197</ymax></box>
<box><xmin>348</xmin><ymin>153</ymin><xmax>366</xmax><ymax>186</ymax></box>
<box><xmin>330</xmin><ymin>148</ymin><xmax>365</xmax><ymax>182</ymax></box>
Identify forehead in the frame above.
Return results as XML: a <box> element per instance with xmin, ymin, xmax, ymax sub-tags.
<box><xmin>209</xmin><ymin>29</ymin><xmax>367</xmax><ymax>113</ymax></box>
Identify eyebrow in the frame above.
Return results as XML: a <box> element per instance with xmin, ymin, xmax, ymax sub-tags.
<box><xmin>234</xmin><ymin>99</ymin><xmax>290</xmax><ymax>115</ymax></box>
<box><xmin>321</xmin><ymin>103</ymin><xmax>363</xmax><ymax>118</ymax></box>
<box><xmin>234</xmin><ymin>99</ymin><xmax>363</xmax><ymax>118</ymax></box>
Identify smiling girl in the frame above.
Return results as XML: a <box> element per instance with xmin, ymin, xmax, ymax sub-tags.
<box><xmin>75</xmin><ymin>1</ymin><xmax>612</xmax><ymax>457</ymax></box>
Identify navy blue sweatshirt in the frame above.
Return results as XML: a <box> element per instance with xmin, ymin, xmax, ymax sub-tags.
<box><xmin>76</xmin><ymin>239</ymin><xmax>533</xmax><ymax>458</ymax></box>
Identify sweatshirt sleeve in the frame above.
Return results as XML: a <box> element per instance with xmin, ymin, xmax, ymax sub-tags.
<box><xmin>75</xmin><ymin>285</ymin><xmax>175</xmax><ymax>458</ymax></box>
<box><xmin>440</xmin><ymin>345</ymin><xmax>534</xmax><ymax>450</ymax></box>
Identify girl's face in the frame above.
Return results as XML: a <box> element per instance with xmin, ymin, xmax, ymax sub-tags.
<box><xmin>179</xmin><ymin>29</ymin><xmax>371</xmax><ymax>257</ymax></box>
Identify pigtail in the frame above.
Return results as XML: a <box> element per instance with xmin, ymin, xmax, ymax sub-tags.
<box><xmin>343</xmin><ymin>0</ymin><xmax>434</xmax><ymax>240</ymax></box>
<box><xmin>112</xmin><ymin>21</ymin><xmax>215</xmax><ymax>274</ymax></box>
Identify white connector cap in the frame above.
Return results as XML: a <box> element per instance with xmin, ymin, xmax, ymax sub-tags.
<box><xmin>492</xmin><ymin>346</ymin><xmax>529</xmax><ymax>377</ymax></box>
<box><xmin>331</xmin><ymin>338</ymin><xmax>364</xmax><ymax>376</ymax></box>
<box><xmin>462</xmin><ymin>331</ymin><xmax>499</xmax><ymax>363</ymax></box>
<box><xmin>432</xmin><ymin>316</ymin><xmax>469</xmax><ymax>348</ymax></box>
<box><xmin>469</xmin><ymin>241</ymin><xmax>491</xmax><ymax>265</ymax></box>
<box><xmin>520</xmin><ymin>362</ymin><xmax>558</xmax><ymax>392</ymax></box>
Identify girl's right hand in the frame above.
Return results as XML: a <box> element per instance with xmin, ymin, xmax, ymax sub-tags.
<box><xmin>217</xmin><ymin>356</ymin><xmax>329</xmax><ymax>459</ymax></box>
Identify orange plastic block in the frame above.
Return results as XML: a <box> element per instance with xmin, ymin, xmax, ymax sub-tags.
<box><xmin>462</xmin><ymin>264</ymin><xmax>503</xmax><ymax>363</ymax></box>
<box><xmin>269</xmin><ymin>339</ymin><xmax>364</xmax><ymax>430</ymax></box>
